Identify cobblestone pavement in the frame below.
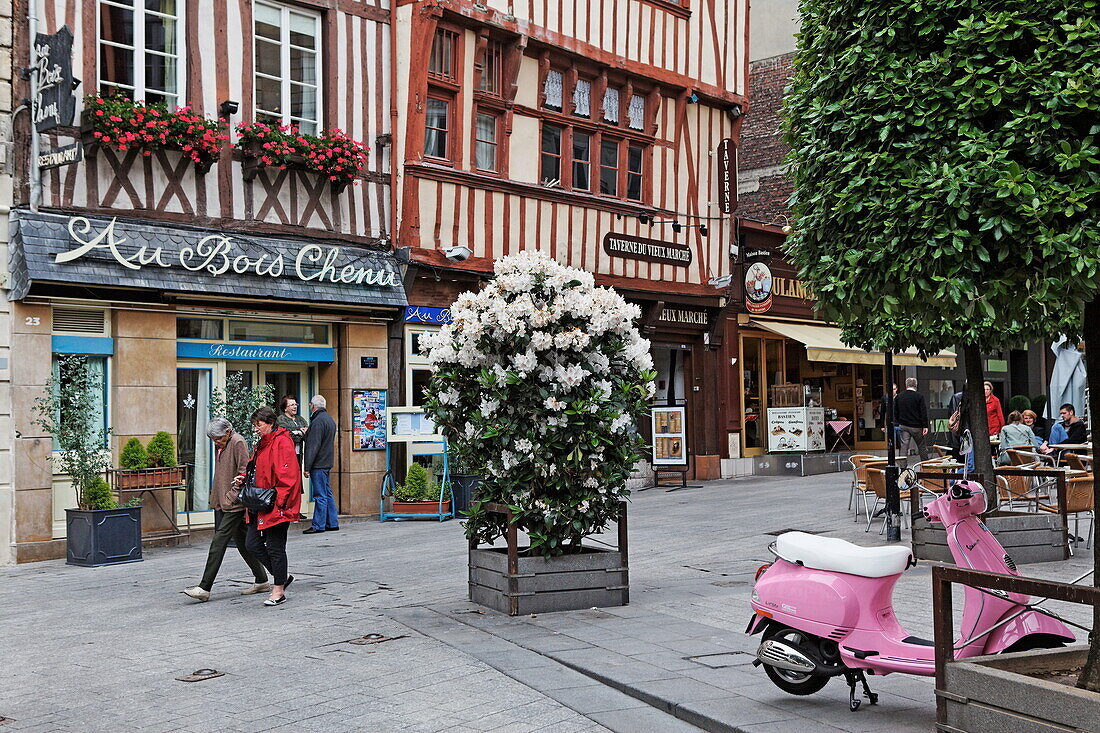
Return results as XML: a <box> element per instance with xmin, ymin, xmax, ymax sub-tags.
<box><xmin>0</xmin><ymin>471</ymin><xmax>1092</xmax><ymax>732</ymax></box>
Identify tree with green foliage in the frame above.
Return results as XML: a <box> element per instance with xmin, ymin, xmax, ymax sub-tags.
<box><xmin>31</xmin><ymin>355</ymin><xmax>115</xmax><ymax>510</ymax></box>
<box><xmin>783</xmin><ymin>0</ymin><xmax>1100</xmax><ymax>689</ymax></box>
<box><xmin>119</xmin><ymin>438</ymin><xmax>150</xmax><ymax>470</ymax></box>
<box><xmin>145</xmin><ymin>431</ymin><xmax>178</xmax><ymax>468</ymax></box>
<box><xmin>207</xmin><ymin>372</ymin><xmax>275</xmax><ymax>448</ymax></box>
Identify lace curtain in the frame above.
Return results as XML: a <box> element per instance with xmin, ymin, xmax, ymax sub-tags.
<box><xmin>573</xmin><ymin>79</ymin><xmax>591</xmax><ymax>117</ymax></box>
<box><xmin>543</xmin><ymin>70</ymin><xmax>563</xmax><ymax>110</ymax></box>
<box><xmin>603</xmin><ymin>87</ymin><xmax>620</xmax><ymax>123</ymax></box>
<box><xmin>628</xmin><ymin>94</ymin><xmax>646</xmax><ymax>130</ymax></box>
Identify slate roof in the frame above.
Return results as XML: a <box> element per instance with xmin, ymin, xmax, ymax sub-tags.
<box><xmin>8</xmin><ymin>210</ymin><xmax>407</xmax><ymax>309</ymax></box>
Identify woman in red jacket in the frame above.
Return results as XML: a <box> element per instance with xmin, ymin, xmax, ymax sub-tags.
<box><xmin>984</xmin><ymin>381</ymin><xmax>1005</xmax><ymax>436</ymax></box>
<box><xmin>240</xmin><ymin>406</ymin><xmax>303</xmax><ymax>606</ymax></box>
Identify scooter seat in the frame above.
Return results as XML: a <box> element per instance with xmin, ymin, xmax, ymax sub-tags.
<box><xmin>775</xmin><ymin>532</ymin><xmax>913</xmax><ymax>578</ymax></box>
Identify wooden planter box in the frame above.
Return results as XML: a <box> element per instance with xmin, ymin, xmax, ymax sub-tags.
<box><xmin>239</xmin><ymin>140</ymin><xmax>350</xmax><ymax>193</ymax></box>
<box><xmin>469</xmin><ymin>545</ymin><xmax>629</xmax><ymax>616</ymax></box>
<box><xmin>65</xmin><ymin>506</ymin><xmax>143</xmax><ymax>567</ymax></box>
<box><xmin>469</xmin><ymin>500</ymin><xmax>629</xmax><ymax>616</ymax></box>
<box><xmin>912</xmin><ymin>510</ymin><xmax>1067</xmax><ymax>564</ymax></box>
<box><xmin>942</xmin><ymin>646</ymin><xmax>1100</xmax><ymax>732</ymax></box>
<box><xmin>391</xmin><ymin>499</ymin><xmax>451</xmax><ymax>515</ymax></box>
<box><xmin>80</xmin><ymin>112</ymin><xmax>217</xmax><ymax>174</ymax></box>
<box><xmin>114</xmin><ymin>466</ymin><xmax>186</xmax><ymax>490</ymax></box>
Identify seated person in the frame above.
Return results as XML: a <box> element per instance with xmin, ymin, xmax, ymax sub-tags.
<box><xmin>997</xmin><ymin>411</ymin><xmax>1042</xmax><ymax>465</ymax></box>
<box><xmin>1059</xmin><ymin>403</ymin><xmax>1088</xmax><ymax>445</ymax></box>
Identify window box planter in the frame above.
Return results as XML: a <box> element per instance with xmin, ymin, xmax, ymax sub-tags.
<box><xmin>112</xmin><ymin>466</ymin><xmax>187</xmax><ymax>490</ymax></box>
<box><xmin>941</xmin><ymin>646</ymin><xmax>1100</xmax><ymax>732</ymax></box>
<box><xmin>235</xmin><ymin>123</ymin><xmax>369</xmax><ymax>194</ymax></box>
<box><xmin>65</xmin><ymin>506</ymin><xmax>143</xmax><ymax>567</ymax></box>
<box><xmin>392</xmin><ymin>499</ymin><xmax>452</xmax><ymax>516</ymax></box>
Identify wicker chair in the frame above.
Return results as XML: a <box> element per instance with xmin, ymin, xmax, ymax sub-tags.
<box><xmin>1038</xmin><ymin>475</ymin><xmax>1095</xmax><ymax>550</ymax></box>
<box><xmin>865</xmin><ymin>466</ymin><xmax>912</xmax><ymax>534</ymax></box>
<box><xmin>848</xmin><ymin>454</ymin><xmax>883</xmax><ymax>522</ymax></box>
<box><xmin>994</xmin><ymin>463</ymin><xmax>1045</xmax><ymax>511</ymax></box>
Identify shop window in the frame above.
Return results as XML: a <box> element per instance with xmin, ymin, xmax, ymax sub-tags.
<box><xmin>477</xmin><ymin>39</ymin><xmax>502</xmax><ymax>94</ymax></box>
<box><xmin>626</xmin><ymin>143</ymin><xmax>644</xmax><ymax>201</ymax></box>
<box><xmin>474</xmin><ymin>112</ymin><xmax>499</xmax><ymax>172</ymax></box>
<box><xmin>228</xmin><ymin>320</ymin><xmax>328</xmax><ymax>344</ymax></box>
<box><xmin>540</xmin><ymin>124</ymin><xmax>563</xmax><ymax>184</ymax></box>
<box><xmin>429</xmin><ymin>28</ymin><xmax>458</xmax><ymax>80</ymax></box>
<box><xmin>406</xmin><ymin>326</ymin><xmax>440</xmax><ymax>407</ymax></box>
<box><xmin>599</xmin><ymin>139</ymin><xmax>619</xmax><ymax>196</ymax></box>
<box><xmin>424</xmin><ymin>97</ymin><xmax>451</xmax><ymax>160</ymax></box>
<box><xmin>572</xmin><ymin>131</ymin><xmax>591</xmax><ymax>192</ymax></box>
<box><xmin>52</xmin><ymin>356</ymin><xmax>109</xmax><ymax>450</ymax></box>
<box><xmin>254</xmin><ymin>1</ymin><xmax>321</xmax><ymax>134</ymax></box>
<box><xmin>177</xmin><ymin>317</ymin><xmax>223</xmax><ymax>340</ymax></box>
<box><xmin>742</xmin><ymin>337</ymin><xmax>763</xmax><ymax>450</ymax></box>
<box><xmin>98</xmin><ymin>0</ymin><xmax>183</xmax><ymax>107</ymax></box>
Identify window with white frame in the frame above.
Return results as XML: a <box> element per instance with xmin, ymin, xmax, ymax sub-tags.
<box><xmin>97</xmin><ymin>0</ymin><xmax>183</xmax><ymax>106</ymax></box>
<box><xmin>254</xmin><ymin>1</ymin><xmax>321</xmax><ymax>134</ymax></box>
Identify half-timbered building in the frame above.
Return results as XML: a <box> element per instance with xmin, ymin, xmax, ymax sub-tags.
<box><xmin>395</xmin><ymin>0</ymin><xmax>748</xmax><ymax>481</ymax></box>
<box><xmin>6</xmin><ymin>0</ymin><xmax>400</xmax><ymax>563</ymax></box>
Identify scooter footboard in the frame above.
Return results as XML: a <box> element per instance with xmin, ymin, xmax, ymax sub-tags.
<box><xmin>981</xmin><ymin>611</ymin><xmax>1075</xmax><ymax>656</ymax></box>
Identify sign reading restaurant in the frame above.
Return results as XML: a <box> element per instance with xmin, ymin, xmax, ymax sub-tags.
<box><xmin>55</xmin><ymin>216</ymin><xmax>401</xmax><ymax>287</ymax></box>
<box><xmin>602</xmin><ymin>232</ymin><xmax>693</xmax><ymax>266</ymax></box>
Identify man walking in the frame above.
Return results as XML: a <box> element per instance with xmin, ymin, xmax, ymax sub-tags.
<box><xmin>183</xmin><ymin>418</ymin><xmax>270</xmax><ymax>601</ymax></box>
<box><xmin>895</xmin><ymin>377</ymin><xmax>930</xmax><ymax>465</ymax></box>
<box><xmin>302</xmin><ymin>395</ymin><xmax>339</xmax><ymax>534</ymax></box>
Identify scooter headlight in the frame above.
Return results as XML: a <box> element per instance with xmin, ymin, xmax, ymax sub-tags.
<box><xmin>751</xmin><ymin>589</ymin><xmax>760</xmax><ymax>603</ymax></box>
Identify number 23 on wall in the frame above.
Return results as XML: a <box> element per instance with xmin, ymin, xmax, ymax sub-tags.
<box><xmin>24</xmin><ymin>317</ymin><xmax>42</xmax><ymax>326</ymax></box>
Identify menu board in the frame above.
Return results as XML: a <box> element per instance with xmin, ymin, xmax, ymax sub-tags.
<box><xmin>767</xmin><ymin>407</ymin><xmax>826</xmax><ymax>452</ymax></box>
<box><xmin>386</xmin><ymin>407</ymin><xmax>446</xmax><ymax>442</ymax></box>
<box><xmin>352</xmin><ymin>389</ymin><xmax>387</xmax><ymax>450</ymax></box>
<box><xmin>652</xmin><ymin>407</ymin><xmax>688</xmax><ymax>465</ymax></box>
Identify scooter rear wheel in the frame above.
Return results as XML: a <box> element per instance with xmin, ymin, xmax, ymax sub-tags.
<box><xmin>761</xmin><ymin>626</ymin><xmax>830</xmax><ymax>695</ymax></box>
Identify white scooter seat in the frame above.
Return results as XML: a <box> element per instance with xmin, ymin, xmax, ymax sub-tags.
<box><xmin>775</xmin><ymin>532</ymin><xmax>913</xmax><ymax>578</ymax></box>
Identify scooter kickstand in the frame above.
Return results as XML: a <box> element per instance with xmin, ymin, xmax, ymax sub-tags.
<box><xmin>856</xmin><ymin>670</ymin><xmax>878</xmax><ymax>706</ymax></box>
<box><xmin>844</xmin><ymin>672</ymin><xmax>861</xmax><ymax>712</ymax></box>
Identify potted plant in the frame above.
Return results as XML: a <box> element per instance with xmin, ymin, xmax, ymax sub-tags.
<box><xmin>392</xmin><ymin>462</ymin><xmax>452</xmax><ymax>516</ymax></box>
<box><xmin>423</xmin><ymin>252</ymin><xmax>655</xmax><ymax>614</ymax></box>
<box><xmin>32</xmin><ymin>355</ymin><xmax>142</xmax><ymax>567</ymax></box>
<box><xmin>447</xmin><ymin>455</ymin><xmax>482</xmax><ymax>516</ymax></box>
<box><xmin>235</xmin><ymin>121</ymin><xmax>370</xmax><ymax>192</ymax></box>
<box><xmin>113</xmin><ymin>432</ymin><xmax>186</xmax><ymax>489</ymax></box>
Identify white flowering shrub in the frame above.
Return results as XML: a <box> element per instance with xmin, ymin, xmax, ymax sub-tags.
<box><xmin>422</xmin><ymin>252</ymin><xmax>656</xmax><ymax>557</ymax></box>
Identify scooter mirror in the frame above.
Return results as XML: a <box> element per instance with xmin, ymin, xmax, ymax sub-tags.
<box><xmin>898</xmin><ymin>468</ymin><xmax>915</xmax><ymax>489</ymax></box>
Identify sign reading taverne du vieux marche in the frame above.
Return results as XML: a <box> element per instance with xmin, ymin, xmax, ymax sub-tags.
<box><xmin>55</xmin><ymin>216</ymin><xmax>401</xmax><ymax>287</ymax></box>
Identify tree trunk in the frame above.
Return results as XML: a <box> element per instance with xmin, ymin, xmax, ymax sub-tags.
<box><xmin>1077</xmin><ymin>299</ymin><xmax>1100</xmax><ymax>692</ymax></box>
<box><xmin>961</xmin><ymin>344</ymin><xmax>994</xmax><ymax>502</ymax></box>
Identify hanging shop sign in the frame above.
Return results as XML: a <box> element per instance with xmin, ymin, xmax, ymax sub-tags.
<box><xmin>404</xmin><ymin>306</ymin><xmax>453</xmax><ymax>324</ymax></box>
<box><xmin>176</xmin><ymin>342</ymin><xmax>336</xmax><ymax>362</ymax></box>
<box><xmin>717</xmin><ymin>139</ymin><xmax>736</xmax><ymax>215</ymax></box>
<box><xmin>352</xmin><ymin>389</ymin><xmax>387</xmax><ymax>450</ymax></box>
<box><xmin>744</xmin><ymin>260</ymin><xmax>774</xmax><ymax>314</ymax></box>
<box><xmin>603</xmin><ymin>232</ymin><xmax>693</xmax><ymax>266</ymax></box>
<box><xmin>33</xmin><ymin>26</ymin><xmax>78</xmax><ymax>133</ymax></box>
<box><xmin>38</xmin><ymin>142</ymin><xmax>83</xmax><ymax>170</ymax></box>
<box><xmin>9</xmin><ymin>211</ymin><xmax>407</xmax><ymax>308</ymax></box>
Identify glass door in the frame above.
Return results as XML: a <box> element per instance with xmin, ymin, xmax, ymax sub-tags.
<box><xmin>260</xmin><ymin>364</ymin><xmax>315</xmax><ymax>516</ymax></box>
<box><xmin>177</xmin><ymin>365</ymin><xmax>214</xmax><ymax>526</ymax></box>
<box><xmin>855</xmin><ymin>364</ymin><xmax>887</xmax><ymax>448</ymax></box>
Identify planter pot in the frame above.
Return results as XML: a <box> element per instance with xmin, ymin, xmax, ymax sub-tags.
<box><xmin>941</xmin><ymin>646</ymin><xmax>1100</xmax><ymax>732</ymax></box>
<box><xmin>449</xmin><ymin>475</ymin><xmax>481</xmax><ymax>515</ymax></box>
<box><xmin>469</xmin><ymin>546</ymin><xmax>628</xmax><ymax>616</ymax></box>
<box><xmin>239</xmin><ymin>141</ymin><xmax>350</xmax><ymax>192</ymax></box>
<box><xmin>912</xmin><ymin>510</ymin><xmax>1067</xmax><ymax>564</ymax></box>
<box><xmin>80</xmin><ymin>112</ymin><xmax>217</xmax><ymax>174</ymax></box>
<box><xmin>65</xmin><ymin>506</ymin><xmax>143</xmax><ymax>567</ymax></box>
<box><xmin>391</xmin><ymin>500</ymin><xmax>451</xmax><ymax>516</ymax></box>
<box><xmin>114</xmin><ymin>466</ymin><xmax>186</xmax><ymax>490</ymax></box>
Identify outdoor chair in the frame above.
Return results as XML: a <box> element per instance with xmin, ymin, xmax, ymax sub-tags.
<box><xmin>932</xmin><ymin>444</ymin><xmax>952</xmax><ymax>458</ymax></box>
<box><xmin>1037</xmin><ymin>475</ymin><xmax>1095</xmax><ymax>551</ymax></box>
<box><xmin>913</xmin><ymin>458</ymin><xmax>960</xmax><ymax>494</ymax></box>
<box><xmin>1008</xmin><ymin>448</ymin><xmax>1056</xmax><ymax>467</ymax></box>
<box><xmin>1064</xmin><ymin>452</ymin><xmax>1090</xmax><ymax>472</ymax></box>
<box><xmin>847</xmin><ymin>454</ymin><xmax>882</xmax><ymax>522</ymax></box>
<box><xmin>865</xmin><ymin>466</ymin><xmax>913</xmax><ymax>534</ymax></box>
<box><xmin>994</xmin><ymin>463</ymin><xmax>1046</xmax><ymax>511</ymax></box>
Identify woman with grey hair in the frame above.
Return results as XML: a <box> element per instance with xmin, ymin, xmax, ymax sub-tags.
<box><xmin>182</xmin><ymin>418</ymin><xmax>270</xmax><ymax>602</ymax></box>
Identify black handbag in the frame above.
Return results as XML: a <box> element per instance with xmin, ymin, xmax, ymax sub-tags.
<box><xmin>237</xmin><ymin>458</ymin><xmax>276</xmax><ymax>513</ymax></box>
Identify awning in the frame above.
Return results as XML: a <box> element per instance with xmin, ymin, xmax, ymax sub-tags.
<box><xmin>749</xmin><ymin>319</ymin><xmax>956</xmax><ymax>368</ymax></box>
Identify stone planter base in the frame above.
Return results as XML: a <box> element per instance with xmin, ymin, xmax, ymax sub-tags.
<box><xmin>65</xmin><ymin>506</ymin><xmax>143</xmax><ymax>567</ymax></box>
<box><xmin>942</xmin><ymin>646</ymin><xmax>1100</xmax><ymax>732</ymax></box>
<box><xmin>912</xmin><ymin>511</ymin><xmax>1066</xmax><ymax>564</ymax></box>
<box><xmin>469</xmin><ymin>546</ymin><xmax>628</xmax><ymax>616</ymax></box>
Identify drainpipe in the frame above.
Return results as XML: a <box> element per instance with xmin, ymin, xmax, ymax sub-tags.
<box><xmin>388</xmin><ymin>0</ymin><xmax>399</xmax><ymax>249</ymax></box>
<box><xmin>27</xmin><ymin>0</ymin><xmax>41</xmax><ymax>212</ymax></box>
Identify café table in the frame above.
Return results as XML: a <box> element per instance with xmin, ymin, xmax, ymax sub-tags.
<box><xmin>1048</xmin><ymin>443</ymin><xmax>1091</xmax><ymax>451</ymax></box>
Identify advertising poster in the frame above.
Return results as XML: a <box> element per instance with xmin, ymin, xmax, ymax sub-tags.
<box><xmin>352</xmin><ymin>389</ymin><xmax>387</xmax><ymax>450</ymax></box>
<box><xmin>652</xmin><ymin>406</ymin><xmax>688</xmax><ymax>465</ymax></box>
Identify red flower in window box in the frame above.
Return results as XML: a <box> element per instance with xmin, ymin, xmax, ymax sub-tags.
<box><xmin>235</xmin><ymin>121</ymin><xmax>369</xmax><ymax>192</ymax></box>
<box><xmin>82</xmin><ymin>93</ymin><xmax>227</xmax><ymax>171</ymax></box>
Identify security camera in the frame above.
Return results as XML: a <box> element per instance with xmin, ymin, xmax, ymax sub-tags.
<box><xmin>444</xmin><ymin>245</ymin><xmax>472</xmax><ymax>263</ymax></box>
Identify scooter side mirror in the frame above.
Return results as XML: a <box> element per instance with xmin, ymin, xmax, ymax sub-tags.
<box><xmin>898</xmin><ymin>468</ymin><xmax>916</xmax><ymax>490</ymax></box>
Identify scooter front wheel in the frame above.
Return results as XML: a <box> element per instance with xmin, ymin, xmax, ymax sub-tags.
<box><xmin>761</xmin><ymin>626</ymin><xmax>830</xmax><ymax>695</ymax></box>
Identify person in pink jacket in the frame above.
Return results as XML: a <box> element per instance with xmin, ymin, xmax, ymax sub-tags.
<box><xmin>238</xmin><ymin>406</ymin><xmax>302</xmax><ymax>606</ymax></box>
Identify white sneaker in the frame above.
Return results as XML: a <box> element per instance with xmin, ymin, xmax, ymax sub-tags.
<box><xmin>183</xmin><ymin>586</ymin><xmax>210</xmax><ymax>602</ymax></box>
<box><xmin>240</xmin><ymin>582</ymin><xmax>273</xmax><ymax>595</ymax></box>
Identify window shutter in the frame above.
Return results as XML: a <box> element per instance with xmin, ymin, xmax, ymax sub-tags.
<box><xmin>52</xmin><ymin>308</ymin><xmax>107</xmax><ymax>335</ymax></box>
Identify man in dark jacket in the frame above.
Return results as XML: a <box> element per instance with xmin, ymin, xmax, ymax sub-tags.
<box><xmin>302</xmin><ymin>395</ymin><xmax>339</xmax><ymax>533</ymax></box>
<box><xmin>895</xmin><ymin>377</ymin><xmax>930</xmax><ymax>464</ymax></box>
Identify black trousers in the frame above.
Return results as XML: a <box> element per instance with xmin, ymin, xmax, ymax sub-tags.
<box><xmin>199</xmin><ymin>509</ymin><xmax>268</xmax><ymax>591</ymax></box>
<box><xmin>245</xmin><ymin>521</ymin><xmax>290</xmax><ymax>587</ymax></box>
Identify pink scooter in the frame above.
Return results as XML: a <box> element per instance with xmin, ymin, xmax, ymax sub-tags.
<box><xmin>747</xmin><ymin>479</ymin><xmax>1074</xmax><ymax>711</ymax></box>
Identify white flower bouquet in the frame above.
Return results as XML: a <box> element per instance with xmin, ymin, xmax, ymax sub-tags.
<box><xmin>422</xmin><ymin>252</ymin><xmax>656</xmax><ymax>557</ymax></box>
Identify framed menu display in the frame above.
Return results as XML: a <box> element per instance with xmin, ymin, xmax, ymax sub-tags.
<box><xmin>386</xmin><ymin>406</ymin><xmax>446</xmax><ymax>443</ymax></box>
<box><xmin>352</xmin><ymin>389</ymin><xmax>387</xmax><ymax>450</ymax></box>
<box><xmin>767</xmin><ymin>406</ymin><xmax>826</xmax><ymax>452</ymax></box>
<box><xmin>652</xmin><ymin>406</ymin><xmax>688</xmax><ymax>465</ymax></box>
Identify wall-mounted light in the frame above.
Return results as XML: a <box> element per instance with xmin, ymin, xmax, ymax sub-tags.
<box><xmin>219</xmin><ymin>100</ymin><xmax>239</xmax><ymax>117</ymax></box>
<box><xmin>375</xmin><ymin>133</ymin><xmax>392</xmax><ymax>147</ymax></box>
<box><xmin>686</xmin><ymin>91</ymin><xmax>700</xmax><ymax>104</ymax></box>
<box><xmin>708</xmin><ymin>274</ymin><xmax>733</xmax><ymax>288</ymax></box>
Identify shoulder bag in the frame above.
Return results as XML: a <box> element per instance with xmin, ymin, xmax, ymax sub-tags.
<box><xmin>237</xmin><ymin>458</ymin><xmax>276</xmax><ymax>512</ymax></box>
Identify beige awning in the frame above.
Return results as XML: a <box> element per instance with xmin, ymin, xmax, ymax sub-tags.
<box><xmin>749</xmin><ymin>319</ymin><xmax>956</xmax><ymax>368</ymax></box>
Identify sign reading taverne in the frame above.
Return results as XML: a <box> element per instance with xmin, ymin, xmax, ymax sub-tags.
<box><xmin>602</xmin><ymin>232</ymin><xmax>693</xmax><ymax>266</ymax></box>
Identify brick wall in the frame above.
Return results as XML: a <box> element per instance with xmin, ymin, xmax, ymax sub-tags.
<box><xmin>738</xmin><ymin>53</ymin><xmax>795</xmax><ymax>223</ymax></box>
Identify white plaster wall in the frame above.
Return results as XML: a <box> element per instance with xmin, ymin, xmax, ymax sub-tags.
<box><xmin>750</xmin><ymin>0</ymin><xmax>800</xmax><ymax>61</ymax></box>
